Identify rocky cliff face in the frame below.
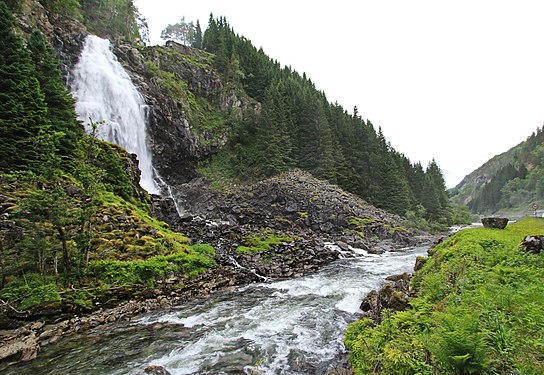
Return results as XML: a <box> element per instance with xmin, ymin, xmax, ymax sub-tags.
<box><xmin>114</xmin><ymin>40</ymin><xmax>253</xmax><ymax>187</ymax></box>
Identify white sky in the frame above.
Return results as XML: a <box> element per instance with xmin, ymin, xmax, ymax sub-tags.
<box><xmin>134</xmin><ymin>0</ymin><xmax>544</xmax><ymax>188</ymax></box>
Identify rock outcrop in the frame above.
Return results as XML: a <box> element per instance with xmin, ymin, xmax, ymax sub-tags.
<box><xmin>359</xmin><ymin>272</ymin><xmax>412</xmax><ymax>322</ymax></box>
<box><xmin>170</xmin><ymin>170</ymin><xmax>427</xmax><ymax>247</ymax></box>
<box><xmin>149</xmin><ymin>170</ymin><xmax>432</xmax><ymax>286</ymax></box>
<box><xmin>113</xmin><ymin>40</ymin><xmax>253</xmax><ymax>187</ymax></box>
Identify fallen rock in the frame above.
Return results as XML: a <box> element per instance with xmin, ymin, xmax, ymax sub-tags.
<box><xmin>143</xmin><ymin>364</ymin><xmax>172</xmax><ymax>374</ymax></box>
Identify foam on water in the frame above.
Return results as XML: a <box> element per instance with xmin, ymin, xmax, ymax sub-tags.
<box><xmin>5</xmin><ymin>247</ymin><xmax>429</xmax><ymax>375</ymax></box>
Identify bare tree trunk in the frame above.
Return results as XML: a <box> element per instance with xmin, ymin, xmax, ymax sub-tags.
<box><xmin>58</xmin><ymin>226</ymin><xmax>71</xmax><ymax>275</ymax></box>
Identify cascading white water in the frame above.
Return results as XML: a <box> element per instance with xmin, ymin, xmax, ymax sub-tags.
<box><xmin>71</xmin><ymin>35</ymin><xmax>159</xmax><ymax>194</ymax></box>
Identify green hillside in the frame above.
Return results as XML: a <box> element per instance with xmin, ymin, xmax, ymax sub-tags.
<box><xmin>450</xmin><ymin>127</ymin><xmax>544</xmax><ymax>215</ymax></box>
<box><xmin>345</xmin><ymin>217</ymin><xmax>544</xmax><ymax>374</ymax></box>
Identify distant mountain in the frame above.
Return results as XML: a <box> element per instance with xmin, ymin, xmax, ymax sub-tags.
<box><xmin>450</xmin><ymin>126</ymin><xmax>544</xmax><ymax>214</ymax></box>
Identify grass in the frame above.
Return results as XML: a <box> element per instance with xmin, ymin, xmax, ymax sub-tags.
<box><xmin>345</xmin><ymin>217</ymin><xmax>544</xmax><ymax>374</ymax></box>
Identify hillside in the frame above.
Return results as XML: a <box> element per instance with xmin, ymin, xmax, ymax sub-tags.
<box><xmin>345</xmin><ymin>217</ymin><xmax>544</xmax><ymax>374</ymax></box>
<box><xmin>450</xmin><ymin>127</ymin><xmax>544</xmax><ymax>215</ymax></box>
<box><xmin>0</xmin><ymin>0</ymin><xmax>443</xmax><ymax>365</ymax></box>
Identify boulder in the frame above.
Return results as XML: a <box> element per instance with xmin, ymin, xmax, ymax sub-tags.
<box><xmin>359</xmin><ymin>272</ymin><xmax>412</xmax><ymax>322</ymax></box>
<box><xmin>521</xmin><ymin>235</ymin><xmax>544</xmax><ymax>254</ymax></box>
<box><xmin>481</xmin><ymin>217</ymin><xmax>508</xmax><ymax>229</ymax></box>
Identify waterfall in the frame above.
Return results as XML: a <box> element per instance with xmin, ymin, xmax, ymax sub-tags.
<box><xmin>71</xmin><ymin>35</ymin><xmax>159</xmax><ymax>194</ymax></box>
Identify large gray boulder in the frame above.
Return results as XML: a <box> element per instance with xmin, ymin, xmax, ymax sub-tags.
<box><xmin>481</xmin><ymin>217</ymin><xmax>508</xmax><ymax>229</ymax></box>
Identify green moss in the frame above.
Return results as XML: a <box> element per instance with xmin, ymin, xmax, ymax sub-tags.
<box><xmin>236</xmin><ymin>229</ymin><xmax>296</xmax><ymax>254</ymax></box>
<box><xmin>349</xmin><ymin>216</ymin><xmax>377</xmax><ymax>229</ymax></box>
<box><xmin>88</xmin><ymin>245</ymin><xmax>216</xmax><ymax>286</ymax></box>
<box><xmin>145</xmin><ymin>59</ymin><xmax>228</xmax><ymax>145</ymax></box>
<box><xmin>274</xmin><ymin>216</ymin><xmax>292</xmax><ymax>224</ymax></box>
<box><xmin>0</xmin><ymin>274</ymin><xmax>61</xmax><ymax>311</ymax></box>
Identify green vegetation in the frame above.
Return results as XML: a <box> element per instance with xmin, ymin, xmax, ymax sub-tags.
<box><xmin>144</xmin><ymin>54</ymin><xmax>227</xmax><ymax>143</ymax></box>
<box><xmin>160</xmin><ymin>16</ymin><xmax>202</xmax><ymax>48</ymax></box>
<box><xmin>198</xmin><ymin>16</ymin><xmax>454</xmax><ymax>228</ymax></box>
<box><xmin>89</xmin><ymin>244</ymin><xmax>215</xmax><ymax>287</ymax></box>
<box><xmin>0</xmin><ymin>2</ymin><xmax>215</xmax><ymax>314</ymax></box>
<box><xmin>345</xmin><ymin>218</ymin><xmax>544</xmax><ymax>374</ymax></box>
<box><xmin>79</xmin><ymin>0</ymin><xmax>141</xmax><ymax>41</ymax></box>
<box><xmin>236</xmin><ymin>230</ymin><xmax>296</xmax><ymax>255</ymax></box>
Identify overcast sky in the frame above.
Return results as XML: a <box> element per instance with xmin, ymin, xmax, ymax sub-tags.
<box><xmin>134</xmin><ymin>0</ymin><xmax>544</xmax><ymax>188</ymax></box>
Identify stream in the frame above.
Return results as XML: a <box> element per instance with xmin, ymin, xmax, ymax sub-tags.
<box><xmin>7</xmin><ymin>246</ymin><xmax>428</xmax><ymax>375</ymax></box>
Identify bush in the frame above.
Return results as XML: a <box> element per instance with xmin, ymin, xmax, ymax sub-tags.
<box><xmin>1</xmin><ymin>274</ymin><xmax>61</xmax><ymax>310</ymax></box>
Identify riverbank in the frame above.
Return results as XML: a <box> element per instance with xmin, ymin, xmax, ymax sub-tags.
<box><xmin>0</xmin><ymin>171</ymin><xmax>434</xmax><ymax>370</ymax></box>
<box><xmin>3</xmin><ymin>246</ymin><xmax>431</xmax><ymax>374</ymax></box>
<box><xmin>345</xmin><ymin>217</ymin><xmax>544</xmax><ymax>374</ymax></box>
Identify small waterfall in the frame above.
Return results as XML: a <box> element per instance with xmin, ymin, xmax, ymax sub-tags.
<box><xmin>228</xmin><ymin>255</ymin><xmax>269</xmax><ymax>282</ymax></box>
<box><xmin>71</xmin><ymin>35</ymin><xmax>159</xmax><ymax>194</ymax></box>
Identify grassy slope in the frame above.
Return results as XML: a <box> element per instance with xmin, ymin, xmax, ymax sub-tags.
<box><xmin>345</xmin><ymin>218</ymin><xmax>544</xmax><ymax>374</ymax></box>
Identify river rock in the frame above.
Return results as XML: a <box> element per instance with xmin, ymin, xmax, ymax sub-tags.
<box><xmin>0</xmin><ymin>330</ymin><xmax>39</xmax><ymax>363</ymax></box>
<box><xmin>481</xmin><ymin>217</ymin><xmax>508</xmax><ymax>229</ymax></box>
<box><xmin>143</xmin><ymin>364</ymin><xmax>172</xmax><ymax>374</ymax></box>
<box><xmin>359</xmin><ymin>272</ymin><xmax>412</xmax><ymax>322</ymax></box>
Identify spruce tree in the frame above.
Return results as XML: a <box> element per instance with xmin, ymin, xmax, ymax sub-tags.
<box><xmin>27</xmin><ymin>29</ymin><xmax>82</xmax><ymax>158</ymax></box>
<box><xmin>194</xmin><ymin>20</ymin><xmax>202</xmax><ymax>49</ymax></box>
<box><xmin>255</xmin><ymin>81</ymin><xmax>293</xmax><ymax>176</ymax></box>
<box><xmin>0</xmin><ymin>1</ymin><xmax>51</xmax><ymax>172</ymax></box>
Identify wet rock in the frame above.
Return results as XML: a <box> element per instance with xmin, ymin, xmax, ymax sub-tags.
<box><xmin>359</xmin><ymin>272</ymin><xmax>412</xmax><ymax>322</ymax></box>
<box><xmin>0</xmin><ymin>330</ymin><xmax>39</xmax><ymax>363</ymax></box>
<box><xmin>413</xmin><ymin>255</ymin><xmax>427</xmax><ymax>272</ymax></box>
<box><xmin>481</xmin><ymin>217</ymin><xmax>508</xmax><ymax>229</ymax></box>
<box><xmin>143</xmin><ymin>364</ymin><xmax>172</xmax><ymax>374</ymax></box>
<box><xmin>521</xmin><ymin>235</ymin><xmax>544</xmax><ymax>254</ymax></box>
<box><xmin>336</xmin><ymin>241</ymin><xmax>350</xmax><ymax>251</ymax></box>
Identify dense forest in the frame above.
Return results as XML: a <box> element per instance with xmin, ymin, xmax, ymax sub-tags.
<box><xmin>194</xmin><ymin>16</ymin><xmax>462</xmax><ymax>228</ymax></box>
<box><xmin>451</xmin><ymin>126</ymin><xmax>544</xmax><ymax>214</ymax></box>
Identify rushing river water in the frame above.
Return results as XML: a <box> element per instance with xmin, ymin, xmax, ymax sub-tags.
<box><xmin>7</xmin><ymin>246</ymin><xmax>428</xmax><ymax>375</ymax></box>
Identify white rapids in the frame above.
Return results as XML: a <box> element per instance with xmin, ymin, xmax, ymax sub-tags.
<box><xmin>6</xmin><ymin>246</ymin><xmax>428</xmax><ymax>375</ymax></box>
<box><xmin>134</xmin><ymin>246</ymin><xmax>428</xmax><ymax>374</ymax></box>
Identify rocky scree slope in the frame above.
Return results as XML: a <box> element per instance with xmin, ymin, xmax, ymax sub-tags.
<box><xmin>152</xmin><ymin>170</ymin><xmax>433</xmax><ymax>283</ymax></box>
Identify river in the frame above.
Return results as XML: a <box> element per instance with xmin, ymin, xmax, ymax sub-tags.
<box><xmin>6</xmin><ymin>246</ymin><xmax>428</xmax><ymax>375</ymax></box>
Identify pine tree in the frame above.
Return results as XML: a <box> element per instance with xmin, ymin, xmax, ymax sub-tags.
<box><xmin>423</xmin><ymin>160</ymin><xmax>451</xmax><ymax>223</ymax></box>
<box><xmin>0</xmin><ymin>1</ymin><xmax>51</xmax><ymax>172</ymax></box>
<box><xmin>295</xmin><ymin>87</ymin><xmax>335</xmax><ymax>180</ymax></box>
<box><xmin>194</xmin><ymin>20</ymin><xmax>203</xmax><ymax>49</ymax></box>
<box><xmin>255</xmin><ymin>81</ymin><xmax>293</xmax><ymax>176</ymax></box>
<box><xmin>27</xmin><ymin>29</ymin><xmax>82</xmax><ymax>158</ymax></box>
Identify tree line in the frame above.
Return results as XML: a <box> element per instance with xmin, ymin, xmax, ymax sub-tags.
<box><xmin>195</xmin><ymin>15</ymin><xmax>457</xmax><ymax>227</ymax></box>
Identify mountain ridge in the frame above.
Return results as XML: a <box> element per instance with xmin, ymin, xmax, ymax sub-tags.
<box><xmin>450</xmin><ymin>126</ymin><xmax>544</xmax><ymax>214</ymax></box>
